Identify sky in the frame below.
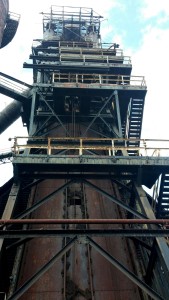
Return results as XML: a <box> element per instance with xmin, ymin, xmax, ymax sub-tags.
<box><xmin>0</xmin><ymin>0</ymin><xmax>169</xmax><ymax>186</ymax></box>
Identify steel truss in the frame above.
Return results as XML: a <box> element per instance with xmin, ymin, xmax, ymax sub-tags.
<box><xmin>1</xmin><ymin>5</ymin><xmax>169</xmax><ymax>300</ymax></box>
<box><xmin>1</xmin><ymin>178</ymin><xmax>169</xmax><ymax>299</ymax></box>
<box><xmin>5</xmin><ymin>237</ymin><xmax>164</xmax><ymax>300</ymax></box>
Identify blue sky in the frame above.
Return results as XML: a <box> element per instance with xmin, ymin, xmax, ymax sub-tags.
<box><xmin>0</xmin><ymin>0</ymin><xmax>169</xmax><ymax>185</ymax></box>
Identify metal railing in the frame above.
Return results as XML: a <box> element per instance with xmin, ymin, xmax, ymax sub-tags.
<box><xmin>52</xmin><ymin>73</ymin><xmax>146</xmax><ymax>87</ymax></box>
<box><xmin>12</xmin><ymin>137</ymin><xmax>169</xmax><ymax>157</ymax></box>
<box><xmin>33</xmin><ymin>40</ymin><xmax>121</xmax><ymax>50</ymax></box>
<box><xmin>59</xmin><ymin>54</ymin><xmax>131</xmax><ymax>64</ymax></box>
<box><xmin>60</xmin><ymin>46</ymin><xmax>123</xmax><ymax>56</ymax></box>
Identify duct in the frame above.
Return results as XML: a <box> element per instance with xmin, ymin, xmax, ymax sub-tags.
<box><xmin>0</xmin><ymin>0</ymin><xmax>9</xmax><ymax>47</ymax></box>
<box><xmin>0</xmin><ymin>11</ymin><xmax>20</xmax><ymax>49</ymax></box>
<box><xmin>0</xmin><ymin>100</ymin><xmax>22</xmax><ymax>134</ymax></box>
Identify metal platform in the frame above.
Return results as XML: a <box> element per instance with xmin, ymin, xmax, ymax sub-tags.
<box><xmin>13</xmin><ymin>154</ymin><xmax>169</xmax><ymax>188</ymax></box>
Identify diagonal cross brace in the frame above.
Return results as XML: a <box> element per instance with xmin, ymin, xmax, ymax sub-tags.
<box><xmin>7</xmin><ymin>236</ymin><xmax>77</xmax><ymax>300</ymax></box>
<box><xmin>14</xmin><ymin>180</ymin><xmax>74</xmax><ymax>220</ymax></box>
<box><xmin>82</xmin><ymin>91</ymin><xmax>116</xmax><ymax>137</ymax></box>
<box><xmin>87</xmin><ymin>236</ymin><xmax>164</xmax><ymax>300</ymax></box>
<box><xmin>82</xmin><ymin>179</ymin><xmax>147</xmax><ymax>219</ymax></box>
<box><xmin>37</xmin><ymin>88</ymin><xmax>70</xmax><ymax>136</ymax></box>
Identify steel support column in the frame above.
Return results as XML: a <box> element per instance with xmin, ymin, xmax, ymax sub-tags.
<box><xmin>28</xmin><ymin>90</ymin><xmax>37</xmax><ymax>135</ymax></box>
<box><xmin>0</xmin><ymin>183</ymin><xmax>20</xmax><ymax>255</ymax></box>
<box><xmin>114</xmin><ymin>90</ymin><xmax>123</xmax><ymax>137</ymax></box>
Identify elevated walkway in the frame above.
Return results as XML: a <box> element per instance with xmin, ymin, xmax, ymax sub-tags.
<box><xmin>0</xmin><ymin>72</ymin><xmax>31</xmax><ymax>102</ymax></box>
<box><xmin>12</xmin><ymin>137</ymin><xmax>169</xmax><ymax>188</ymax></box>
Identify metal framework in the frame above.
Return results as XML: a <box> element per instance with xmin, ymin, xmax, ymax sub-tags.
<box><xmin>0</xmin><ymin>5</ymin><xmax>169</xmax><ymax>300</ymax></box>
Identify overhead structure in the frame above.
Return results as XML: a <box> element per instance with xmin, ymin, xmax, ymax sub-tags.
<box><xmin>1</xmin><ymin>5</ymin><xmax>169</xmax><ymax>300</ymax></box>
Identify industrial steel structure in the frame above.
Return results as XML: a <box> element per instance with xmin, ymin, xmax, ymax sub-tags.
<box><xmin>1</xmin><ymin>5</ymin><xmax>169</xmax><ymax>300</ymax></box>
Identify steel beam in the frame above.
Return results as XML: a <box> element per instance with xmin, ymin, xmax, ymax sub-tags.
<box><xmin>87</xmin><ymin>237</ymin><xmax>164</xmax><ymax>300</ymax></box>
<box><xmin>38</xmin><ymin>89</ymin><xmax>70</xmax><ymax>136</ymax></box>
<box><xmin>1</xmin><ymin>229</ymin><xmax>169</xmax><ymax>238</ymax></box>
<box><xmin>82</xmin><ymin>91</ymin><xmax>115</xmax><ymax>136</ymax></box>
<box><xmin>21</xmin><ymin>179</ymin><xmax>43</xmax><ymax>191</ymax></box>
<box><xmin>33</xmin><ymin>116</ymin><xmax>52</xmax><ymax>136</ymax></box>
<box><xmin>99</xmin><ymin>115</ymin><xmax>118</xmax><ymax>137</ymax></box>
<box><xmin>129</xmin><ymin>237</ymin><xmax>152</xmax><ymax>251</ymax></box>
<box><xmin>6</xmin><ymin>238</ymin><xmax>32</xmax><ymax>251</ymax></box>
<box><xmin>8</xmin><ymin>236</ymin><xmax>77</xmax><ymax>300</ymax></box>
<box><xmin>145</xmin><ymin>240</ymin><xmax>157</xmax><ymax>284</ymax></box>
<box><xmin>114</xmin><ymin>90</ymin><xmax>123</xmax><ymax>137</ymax></box>
<box><xmin>0</xmin><ymin>183</ymin><xmax>20</xmax><ymax>255</ymax></box>
<box><xmin>83</xmin><ymin>179</ymin><xmax>147</xmax><ymax>218</ymax></box>
<box><xmin>111</xmin><ymin>178</ymin><xmax>132</xmax><ymax>192</ymax></box>
<box><xmin>13</xmin><ymin>180</ymin><xmax>73</xmax><ymax>220</ymax></box>
<box><xmin>28</xmin><ymin>90</ymin><xmax>36</xmax><ymax>135</ymax></box>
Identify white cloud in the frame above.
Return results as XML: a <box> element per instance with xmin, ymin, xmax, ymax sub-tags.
<box><xmin>141</xmin><ymin>0</ymin><xmax>169</xmax><ymax>19</ymax></box>
<box><xmin>130</xmin><ymin>23</ymin><xmax>169</xmax><ymax>138</ymax></box>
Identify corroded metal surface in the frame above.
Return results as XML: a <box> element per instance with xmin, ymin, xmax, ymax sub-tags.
<box><xmin>16</xmin><ymin>179</ymin><xmax>142</xmax><ymax>300</ymax></box>
<box><xmin>18</xmin><ymin>179</ymin><xmax>64</xmax><ymax>300</ymax></box>
<box><xmin>86</xmin><ymin>180</ymin><xmax>142</xmax><ymax>299</ymax></box>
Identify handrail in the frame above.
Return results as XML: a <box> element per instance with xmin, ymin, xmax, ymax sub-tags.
<box><xmin>60</xmin><ymin>47</ymin><xmax>123</xmax><ymax>56</ymax></box>
<box><xmin>12</xmin><ymin>137</ymin><xmax>169</xmax><ymax>157</ymax></box>
<box><xmin>35</xmin><ymin>53</ymin><xmax>130</xmax><ymax>64</ymax></box>
<box><xmin>32</xmin><ymin>40</ymin><xmax>121</xmax><ymax>50</ymax></box>
<box><xmin>52</xmin><ymin>73</ymin><xmax>146</xmax><ymax>87</ymax></box>
<box><xmin>59</xmin><ymin>54</ymin><xmax>130</xmax><ymax>64</ymax></box>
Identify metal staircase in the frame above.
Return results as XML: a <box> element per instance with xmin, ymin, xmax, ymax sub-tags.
<box><xmin>126</xmin><ymin>98</ymin><xmax>145</xmax><ymax>155</ymax></box>
<box><xmin>157</xmin><ymin>173</ymin><xmax>169</xmax><ymax>218</ymax></box>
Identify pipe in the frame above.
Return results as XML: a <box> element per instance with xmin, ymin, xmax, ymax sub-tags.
<box><xmin>0</xmin><ymin>218</ymin><xmax>169</xmax><ymax>225</ymax></box>
<box><xmin>0</xmin><ymin>100</ymin><xmax>22</xmax><ymax>134</ymax></box>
